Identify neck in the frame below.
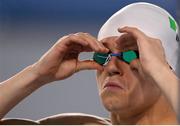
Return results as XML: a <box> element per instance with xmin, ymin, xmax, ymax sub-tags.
<box><xmin>110</xmin><ymin>95</ymin><xmax>178</xmax><ymax>124</ymax></box>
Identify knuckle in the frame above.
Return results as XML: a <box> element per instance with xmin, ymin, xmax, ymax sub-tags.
<box><xmin>94</xmin><ymin>47</ymin><xmax>100</xmax><ymax>52</ymax></box>
<box><xmin>132</xmin><ymin>27</ymin><xmax>138</xmax><ymax>31</ymax></box>
<box><xmin>68</xmin><ymin>34</ymin><xmax>75</xmax><ymax>38</ymax></box>
<box><xmin>75</xmin><ymin>32</ymin><xmax>84</xmax><ymax>36</ymax></box>
<box><xmin>84</xmin><ymin>32</ymin><xmax>91</xmax><ymax>36</ymax></box>
<box><xmin>68</xmin><ymin>33</ymin><xmax>74</xmax><ymax>37</ymax></box>
<box><xmin>68</xmin><ymin>34</ymin><xmax>76</xmax><ymax>39</ymax></box>
<box><xmin>156</xmin><ymin>39</ymin><xmax>161</xmax><ymax>42</ymax></box>
<box><xmin>59</xmin><ymin>35</ymin><xmax>69</xmax><ymax>41</ymax></box>
<box><xmin>123</xmin><ymin>26</ymin><xmax>129</xmax><ymax>29</ymax></box>
<box><xmin>155</xmin><ymin>38</ymin><xmax>162</xmax><ymax>44</ymax></box>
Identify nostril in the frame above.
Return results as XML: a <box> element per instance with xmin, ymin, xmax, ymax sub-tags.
<box><xmin>108</xmin><ymin>71</ymin><xmax>122</xmax><ymax>76</ymax></box>
<box><xmin>114</xmin><ymin>71</ymin><xmax>120</xmax><ymax>75</ymax></box>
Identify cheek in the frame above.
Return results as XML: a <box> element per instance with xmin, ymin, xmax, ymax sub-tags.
<box><xmin>126</xmin><ymin>77</ymin><xmax>152</xmax><ymax>114</ymax></box>
<box><xmin>125</xmin><ymin>67</ymin><xmax>147</xmax><ymax>105</ymax></box>
<box><xmin>127</xmin><ymin>76</ymin><xmax>143</xmax><ymax>103</ymax></box>
<box><xmin>140</xmin><ymin>76</ymin><xmax>161</xmax><ymax>102</ymax></box>
<box><xmin>130</xmin><ymin>62</ymin><xmax>160</xmax><ymax>97</ymax></box>
<box><xmin>128</xmin><ymin>68</ymin><xmax>161</xmax><ymax>110</ymax></box>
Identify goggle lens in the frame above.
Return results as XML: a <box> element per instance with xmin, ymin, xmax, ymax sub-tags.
<box><xmin>122</xmin><ymin>50</ymin><xmax>138</xmax><ymax>63</ymax></box>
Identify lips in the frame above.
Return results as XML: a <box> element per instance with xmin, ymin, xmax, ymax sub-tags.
<box><xmin>104</xmin><ymin>82</ymin><xmax>125</xmax><ymax>90</ymax></box>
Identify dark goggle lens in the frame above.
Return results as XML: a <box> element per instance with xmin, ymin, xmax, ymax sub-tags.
<box><xmin>93</xmin><ymin>52</ymin><xmax>109</xmax><ymax>65</ymax></box>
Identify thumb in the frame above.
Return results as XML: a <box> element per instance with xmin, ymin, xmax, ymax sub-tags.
<box><xmin>75</xmin><ymin>60</ymin><xmax>104</xmax><ymax>72</ymax></box>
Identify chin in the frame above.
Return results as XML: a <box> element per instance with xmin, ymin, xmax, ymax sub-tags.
<box><xmin>100</xmin><ymin>91</ymin><xmax>129</xmax><ymax>112</ymax></box>
<box><xmin>101</xmin><ymin>94</ymin><xmax>145</xmax><ymax>118</ymax></box>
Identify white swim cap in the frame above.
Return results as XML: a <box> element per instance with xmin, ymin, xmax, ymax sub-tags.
<box><xmin>98</xmin><ymin>2</ymin><xmax>180</xmax><ymax>77</ymax></box>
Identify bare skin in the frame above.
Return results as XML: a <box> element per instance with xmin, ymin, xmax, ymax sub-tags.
<box><xmin>0</xmin><ymin>27</ymin><xmax>179</xmax><ymax>124</ymax></box>
<box><xmin>0</xmin><ymin>32</ymin><xmax>109</xmax><ymax>119</ymax></box>
<box><xmin>119</xmin><ymin>27</ymin><xmax>179</xmax><ymax>119</ymax></box>
<box><xmin>96</xmin><ymin>34</ymin><xmax>177</xmax><ymax>124</ymax></box>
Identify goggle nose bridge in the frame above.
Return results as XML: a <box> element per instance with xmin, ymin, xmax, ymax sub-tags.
<box><xmin>104</xmin><ymin>53</ymin><xmax>122</xmax><ymax>65</ymax></box>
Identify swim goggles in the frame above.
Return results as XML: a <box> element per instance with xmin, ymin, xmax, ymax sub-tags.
<box><xmin>93</xmin><ymin>50</ymin><xmax>139</xmax><ymax>65</ymax></box>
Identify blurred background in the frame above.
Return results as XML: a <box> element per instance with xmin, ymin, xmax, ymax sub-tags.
<box><xmin>0</xmin><ymin>0</ymin><xmax>179</xmax><ymax>120</ymax></box>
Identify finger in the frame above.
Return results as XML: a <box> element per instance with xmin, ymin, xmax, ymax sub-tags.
<box><xmin>53</xmin><ymin>35</ymin><xmax>89</xmax><ymax>54</ymax></box>
<box><xmin>118</xmin><ymin>26</ymin><xmax>147</xmax><ymax>41</ymax></box>
<box><xmin>84</xmin><ymin>33</ymin><xmax>109</xmax><ymax>52</ymax></box>
<box><xmin>75</xmin><ymin>60</ymin><xmax>104</xmax><ymax>72</ymax></box>
<box><xmin>115</xmin><ymin>33</ymin><xmax>138</xmax><ymax>51</ymax></box>
<box><xmin>118</xmin><ymin>27</ymin><xmax>149</xmax><ymax>55</ymax></box>
<box><xmin>116</xmin><ymin>34</ymin><xmax>136</xmax><ymax>45</ymax></box>
<box><xmin>76</xmin><ymin>33</ymin><xmax>109</xmax><ymax>53</ymax></box>
<box><xmin>62</xmin><ymin>34</ymin><xmax>89</xmax><ymax>46</ymax></box>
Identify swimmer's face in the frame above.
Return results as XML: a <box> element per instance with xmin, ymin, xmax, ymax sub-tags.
<box><xmin>96</xmin><ymin>36</ymin><xmax>161</xmax><ymax>117</ymax></box>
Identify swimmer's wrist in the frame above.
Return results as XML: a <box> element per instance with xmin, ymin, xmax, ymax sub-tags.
<box><xmin>151</xmin><ymin>64</ymin><xmax>178</xmax><ymax>86</ymax></box>
<box><xmin>28</xmin><ymin>64</ymin><xmax>53</xmax><ymax>86</ymax></box>
<box><xmin>148</xmin><ymin>63</ymin><xmax>172</xmax><ymax>79</ymax></box>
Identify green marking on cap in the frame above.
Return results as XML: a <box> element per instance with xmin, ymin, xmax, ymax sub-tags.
<box><xmin>169</xmin><ymin>17</ymin><xmax>177</xmax><ymax>31</ymax></box>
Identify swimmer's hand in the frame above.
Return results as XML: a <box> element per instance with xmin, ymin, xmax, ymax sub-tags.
<box><xmin>118</xmin><ymin>26</ymin><xmax>170</xmax><ymax>77</ymax></box>
<box><xmin>31</xmin><ymin>33</ymin><xmax>109</xmax><ymax>84</ymax></box>
<box><xmin>118</xmin><ymin>26</ymin><xmax>180</xmax><ymax>118</ymax></box>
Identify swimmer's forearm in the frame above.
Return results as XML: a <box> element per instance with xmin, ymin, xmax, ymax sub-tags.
<box><xmin>152</xmin><ymin>66</ymin><xmax>180</xmax><ymax>116</ymax></box>
<box><xmin>0</xmin><ymin>65</ymin><xmax>44</xmax><ymax>119</ymax></box>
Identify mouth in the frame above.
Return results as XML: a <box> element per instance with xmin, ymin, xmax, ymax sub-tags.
<box><xmin>104</xmin><ymin>82</ymin><xmax>125</xmax><ymax>90</ymax></box>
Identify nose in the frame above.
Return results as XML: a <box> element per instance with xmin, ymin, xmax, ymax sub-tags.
<box><xmin>104</xmin><ymin>57</ymin><xmax>123</xmax><ymax>76</ymax></box>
